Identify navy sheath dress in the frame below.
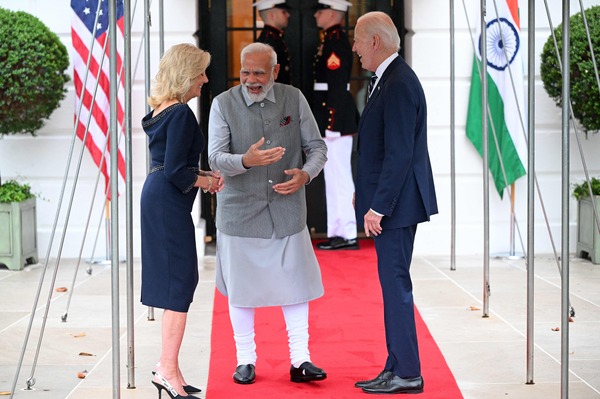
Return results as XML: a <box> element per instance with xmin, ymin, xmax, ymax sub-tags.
<box><xmin>140</xmin><ymin>103</ymin><xmax>204</xmax><ymax>312</ymax></box>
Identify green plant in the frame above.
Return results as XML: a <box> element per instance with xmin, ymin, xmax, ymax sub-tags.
<box><xmin>540</xmin><ymin>5</ymin><xmax>600</xmax><ymax>133</ymax></box>
<box><xmin>0</xmin><ymin>7</ymin><xmax>70</xmax><ymax>136</ymax></box>
<box><xmin>572</xmin><ymin>177</ymin><xmax>600</xmax><ymax>201</ymax></box>
<box><xmin>0</xmin><ymin>180</ymin><xmax>35</xmax><ymax>203</ymax></box>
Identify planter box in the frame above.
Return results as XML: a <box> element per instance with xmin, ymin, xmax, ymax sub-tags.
<box><xmin>0</xmin><ymin>198</ymin><xmax>38</xmax><ymax>271</ymax></box>
<box><xmin>576</xmin><ymin>195</ymin><xmax>600</xmax><ymax>265</ymax></box>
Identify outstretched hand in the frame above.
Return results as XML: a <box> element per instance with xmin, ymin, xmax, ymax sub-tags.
<box><xmin>272</xmin><ymin>169</ymin><xmax>309</xmax><ymax>195</ymax></box>
<box><xmin>242</xmin><ymin>137</ymin><xmax>285</xmax><ymax>168</ymax></box>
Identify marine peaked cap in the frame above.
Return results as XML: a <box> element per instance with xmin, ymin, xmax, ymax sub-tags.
<box><xmin>253</xmin><ymin>0</ymin><xmax>291</xmax><ymax>11</ymax></box>
<box><xmin>315</xmin><ymin>0</ymin><xmax>352</xmax><ymax>12</ymax></box>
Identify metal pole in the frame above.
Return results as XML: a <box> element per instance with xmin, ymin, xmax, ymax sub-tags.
<box><xmin>526</xmin><ymin>0</ymin><xmax>536</xmax><ymax>385</ymax></box>
<box><xmin>450</xmin><ymin>0</ymin><xmax>457</xmax><ymax>271</ymax></box>
<box><xmin>159</xmin><ymin>0</ymin><xmax>165</xmax><ymax>57</ymax></box>
<box><xmin>560</xmin><ymin>0</ymin><xmax>570</xmax><ymax>397</ymax></box>
<box><xmin>108</xmin><ymin>1</ymin><xmax>121</xmax><ymax>397</ymax></box>
<box><xmin>144</xmin><ymin>0</ymin><xmax>155</xmax><ymax>322</ymax></box>
<box><xmin>144</xmin><ymin>0</ymin><xmax>152</xmax><ymax>132</ymax></box>
<box><xmin>481</xmin><ymin>0</ymin><xmax>490</xmax><ymax>318</ymax></box>
<box><xmin>510</xmin><ymin>186</ymin><xmax>516</xmax><ymax>256</ymax></box>
<box><xmin>123</xmin><ymin>0</ymin><xmax>136</xmax><ymax>389</ymax></box>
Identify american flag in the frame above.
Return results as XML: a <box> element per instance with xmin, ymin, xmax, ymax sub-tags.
<box><xmin>71</xmin><ymin>0</ymin><xmax>126</xmax><ymax>196</ymax></box>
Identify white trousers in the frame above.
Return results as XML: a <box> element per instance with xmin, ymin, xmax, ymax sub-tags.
<box><xmin>323</xmin><ymin>131</ymin><xmax>357</xmax><ymax>240</ymax></box>
<box><xmin>228</xmin><ymin>302</ymin><xmax>310</xmax><ymax>368</ymax></box>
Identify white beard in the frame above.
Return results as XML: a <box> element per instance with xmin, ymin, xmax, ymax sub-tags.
<box><xmin>244</xmin><ymin>75</ymin><xmax>275</xmax><ymax>102</ymax></box>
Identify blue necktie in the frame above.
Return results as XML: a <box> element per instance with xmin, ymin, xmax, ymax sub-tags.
<box><xmin>367</xmin><ymin>74</ymin><xmax>378</xmax><ymax>100</ymax></box>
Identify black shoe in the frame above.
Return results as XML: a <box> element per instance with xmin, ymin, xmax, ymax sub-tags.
<box><xmin>362</xmin><ymin>375</ymin><xmax>424</xmax><ymax>394</ymax></box>
<box><xmin>183</xmin><ymin>384</ymin><xmax>201</xmax><ymax>393</ymax></box>
<box><xmin>152</xmin><ymin>372</ymin><xmax>200</xmax><ymax>399</ymax></box>
<box><xmin>355</xmin><ymin>370</ymin><xmax>394</xmax><ymax>388</ymax></box>
<box><xmin>233</xmin><ymin>364</ymin><xmax>255</xmax><ymax>384</ymax></box>
<box><xmin>290</xmin><ymin>361</ymin><xmax>327</xmax><ymax>383</ymax></box>
<box><xmin>316</xmin><ymin>237</ymin><xmax>359</xmax><ymax>250</ymax></box>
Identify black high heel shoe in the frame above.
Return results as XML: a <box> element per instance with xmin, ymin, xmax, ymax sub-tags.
<box><xmin>152</xmin><ymin>371</ymin><xmax>200</xmax><ymax>399</ymax></box>
<box><xmin>153</xmin><ymin>364</ymin><xmax>202</xmax><ymax>394</ymax></box>
<box><xmin>183</xmin><ymin>384</ymin><xmax>201</xmax><ymax>393</ymax></box>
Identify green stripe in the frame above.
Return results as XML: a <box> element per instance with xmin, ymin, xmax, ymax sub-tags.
<box><xmin>466</xmin><ymin>58</ymin><xmax>526</xmax><ymax>198</ymax></box>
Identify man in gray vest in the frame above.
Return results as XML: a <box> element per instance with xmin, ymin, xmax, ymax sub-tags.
<box><xmin>208</xmin><ymin>42</ymin><xmax>328</xmax><ymax>385</ymax></box>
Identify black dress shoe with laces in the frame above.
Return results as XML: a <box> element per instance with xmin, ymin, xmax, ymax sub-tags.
<box><xmin>316</xmin><ymin>237</ymin><xmax>359</xmax><ymax>250</ymax></box>
<box><xmin>290</xmin><ymin>361</ymin><xmax>327</xmax><ymax>383</ymax></box>
<box><xmin>233</xmin><ymin>364</ymin><xmax>255</xmax><ymax>384</ymax></box>
<box><xmin>362</xmin><ymin>375</ymin><xmax>424</xmax><ymax>394</ymax></box>
<box><xmin>354</xmin><ymin>370</ymin><xmax>394</xmax><ymax>388</ymax></box>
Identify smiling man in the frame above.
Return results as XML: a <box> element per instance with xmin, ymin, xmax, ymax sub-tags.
<box><xmin>208</xmin><ymin>42</ymin><xmax>328</xmax><ymax>385</ymax></box>
<box><xmin>352</xmin><ymin>11</ymin><xmax>438</xmax><ymax>395</ymax></box>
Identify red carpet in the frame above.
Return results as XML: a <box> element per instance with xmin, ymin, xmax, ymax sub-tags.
<box><xmin>205</xmin><ymin>239</ymin><xmax>463</xmax><ymax>398</ymax></box>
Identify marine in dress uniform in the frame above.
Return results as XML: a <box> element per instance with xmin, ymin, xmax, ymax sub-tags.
<box><xmin>312</xmin><ymin>0</ymin><xmax>360</xmax><ymax>250</ymax></box>
<box><xmin>254</xmin><ymin>0</ymin><xmax>292</xmax><ymax>85</ymax></box>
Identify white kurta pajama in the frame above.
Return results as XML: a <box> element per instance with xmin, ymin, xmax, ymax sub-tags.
<box><xmin>215</xmin><ymin>228</ymin><xmax>322</xmax><ymax>307</ymax></box>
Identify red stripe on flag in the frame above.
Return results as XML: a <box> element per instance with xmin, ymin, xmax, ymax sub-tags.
<box><xmin>71</xmin><ymin>1</ymin><xmax>126</xmax><ymax>198</ymax></box>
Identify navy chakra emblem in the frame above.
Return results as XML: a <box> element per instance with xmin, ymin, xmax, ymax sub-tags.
<box><xmin>479</xmin><ymin>17</ymin><xmax>520</xmax><ymax>71</ymax></box>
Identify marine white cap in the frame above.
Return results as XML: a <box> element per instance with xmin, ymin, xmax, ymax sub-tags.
<box><xmin>315</xmin><ymin>0</ymin><xmax>352</xmax><ymax>12</ymax></box>
<box><xmin>253</xmin><ymin>0</ymin><xmax>291</xmax><ymax>11</ymax></box>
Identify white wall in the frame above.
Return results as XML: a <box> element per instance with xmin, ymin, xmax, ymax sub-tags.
<box><xmin>0</xmin><ymin>0</ymin><xmax>200</xmax><ymax>260</ymax></box>
<box><xmin>407</xmin><ymin>0</ymin><xmax>600</xmax><ymax>256</ymax></box>
<box><xmin>1</xmin><ymin>0</ymin><xmax>599</xmax><ymax>259</ymax></box>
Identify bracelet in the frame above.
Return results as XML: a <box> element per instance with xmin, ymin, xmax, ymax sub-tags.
<box><xmin>202</xmin><ymin>176</ymin><xmax>213</xmax><ymax>193</ymax></box>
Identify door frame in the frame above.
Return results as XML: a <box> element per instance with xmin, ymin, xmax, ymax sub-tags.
<box><xmin>196</xmin><ymin>0</ymin><xmax>405</xmax><ymax>239</ymax></box>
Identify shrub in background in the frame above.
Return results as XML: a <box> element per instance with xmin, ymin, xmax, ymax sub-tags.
<box><xmin>540</xmin><ymin>5</ymin><xmax>600</xmax><ymax>133</ymax></box>
<box><xmin>0</xmin><ymin>7</ymin><xmax>70</xmax><ymax>136</ymax></box>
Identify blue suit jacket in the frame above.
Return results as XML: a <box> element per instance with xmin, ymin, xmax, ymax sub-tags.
<box><xmin>355</xmin><ymin>56</ymin><xmax>438</xmax><ymax>229</ymax></box>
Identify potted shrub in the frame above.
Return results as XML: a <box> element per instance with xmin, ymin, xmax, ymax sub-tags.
<box><xmin>0</xmin><ymin>7</ymin><xmax>70</xmax><ymax>270</ymax></box>
<box><xmin>573</xmin><ymin>178</ymin><xmax>600</xmax><ymax>264</ymax></box>
<box><xmin>540</xmin><ymin>6</ymin><xmax>600</xmax><ymax>263</ymax></box>
<box><xmin>0</xmin><ymin>180</ymin><xmax>38</xmax><ymax>270</ymax></box>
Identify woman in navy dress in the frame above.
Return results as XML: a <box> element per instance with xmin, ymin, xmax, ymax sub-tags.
<box><xmin>141</xmin><ymin>43</ymin><xmax>223</xmax><ymax>399</ymax></box>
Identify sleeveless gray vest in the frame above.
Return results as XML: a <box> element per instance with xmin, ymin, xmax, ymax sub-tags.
<box><xmin>214</xmin><ymin>83</ymin><xmax>308</xmax><ymax>239</ymax></box>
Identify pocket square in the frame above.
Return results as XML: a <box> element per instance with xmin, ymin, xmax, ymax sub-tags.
<box><xmin>280</xmin><ymin>115</ymin><xmax>291</xmax><ymax>127</ymax></box>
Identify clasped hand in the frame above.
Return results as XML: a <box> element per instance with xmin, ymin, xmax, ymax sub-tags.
<box><xmin>200</xmin><ymin>170</ymin><xmax>224</xmax><ymax>194</ymax></box>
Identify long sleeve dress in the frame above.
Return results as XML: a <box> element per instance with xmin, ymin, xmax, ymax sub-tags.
<box><xmin>140</xmin><ymin>103</ymin><xmax>204</xmax><ymax>312</ymax></box>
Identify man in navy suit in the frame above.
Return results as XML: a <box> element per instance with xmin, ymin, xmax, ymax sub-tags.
<box><xmin>351</xmin><ymin>11</ymin><xmax>438</xmax><ymax>395</ymax></box>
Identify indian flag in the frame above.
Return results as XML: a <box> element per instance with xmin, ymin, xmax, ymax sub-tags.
<box><xmin>466</xmin><ymin>0</ymin><xmax>527</xmax><ymax>198</ymax></box>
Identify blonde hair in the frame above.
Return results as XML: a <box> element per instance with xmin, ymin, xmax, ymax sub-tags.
<box><xmin>148</xmin><ymin>43</ymin><xmax>211</xmax><ymax>108</ymax></box>
<box><xmin>356</xmin><ymin>11</ymin><xmax>401</xmax><ymax>52</ymax></box>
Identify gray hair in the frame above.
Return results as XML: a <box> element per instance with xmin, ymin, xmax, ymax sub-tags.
<box><xmin>241</xmin><ymin>42</ymin><xmax>277</xmax><ymax>67</ymax></box>
<box><xmin>356</xmin><ymin>11</ymin><xmax>401</xmax><ymax>52</ymax></box>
